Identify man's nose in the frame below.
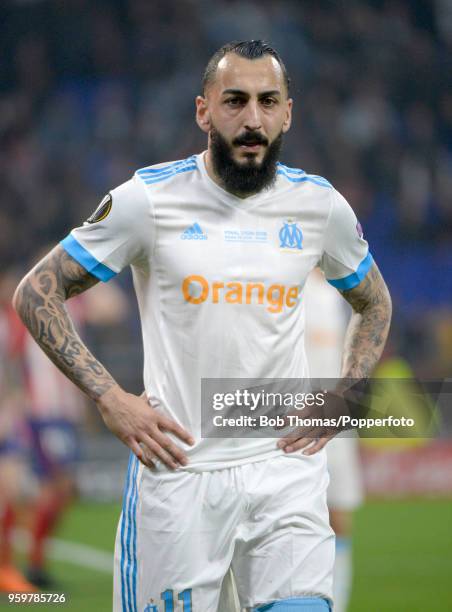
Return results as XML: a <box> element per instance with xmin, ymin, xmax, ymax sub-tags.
<box><xmin>243</xmin><ymin>100</ymin><xmax>262</xmax><ymax>131</ymax></box>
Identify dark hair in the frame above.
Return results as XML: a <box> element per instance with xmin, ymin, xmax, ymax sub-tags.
<box><xmin>202</xmin><ymin>40</ymin><xmax>290</xmax><ymax>95</ymax></box>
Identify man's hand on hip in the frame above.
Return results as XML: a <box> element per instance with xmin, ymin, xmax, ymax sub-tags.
<box><xmin>96</xmin><ymin>385</ymin><xmax>194</xmax><ymax>469</ymax></box>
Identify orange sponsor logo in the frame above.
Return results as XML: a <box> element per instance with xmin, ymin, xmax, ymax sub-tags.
<box><xmin>182</xmin><ymin>275</ymin><xmax>299</xmax><ymax>314</ymax></box>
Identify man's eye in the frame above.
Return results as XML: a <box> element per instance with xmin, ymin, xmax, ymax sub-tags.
<box><xmin>261</xmin><ymin>98</ymin><xmax>276</xmax><ymax>107</ymax></box>
<box><xmin>226</xmin><ymin>98</ymin><xmax>242</xmax><ymax>106</ymax></box>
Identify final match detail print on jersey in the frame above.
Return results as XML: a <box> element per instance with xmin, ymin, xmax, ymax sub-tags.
<box><xmin>60</xmin><ymin>151</ymin><xmax>373</xmax><ymax>610</ymax></box>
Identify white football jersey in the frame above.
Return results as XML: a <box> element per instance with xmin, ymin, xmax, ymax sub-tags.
<box><xmin>61</xmin><ymin>152</ymin><xmax>372</xmax><ymax>470</ymax></box>
<box><xmin>304</xmin><ymin>268</ymin><xmax>350</xmax><ymax>380</ymax></box>
<box><xmin>304</xmin><ymin>269</ymin><xmax>364</xmax><ymax>511</ymax></box>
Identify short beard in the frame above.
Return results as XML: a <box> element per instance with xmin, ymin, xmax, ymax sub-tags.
<box><xmin>210</xmin><ymin>127</ymin><xmax>283</xmax><ymax>197</ymax></box>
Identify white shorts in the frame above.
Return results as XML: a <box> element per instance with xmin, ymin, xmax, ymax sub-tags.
<box><xmin>326</xmin><ymin>436</ymin><xmax>364</xmax><ymax>511</ymax></box>
<box><xmin>114</xmin><ymin>452</ymin><xmax>334</xmax><ymax>611</ymax></box>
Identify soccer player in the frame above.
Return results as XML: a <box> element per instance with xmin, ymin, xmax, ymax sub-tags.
<box><xmin>304</xmin><ymin>269</ymin><xmax>364</xmax><ymax>612</ymax></box>
<box><xmin>13</xmin><ymin>41</ymin><xmax>392</xmax><ymax>611</ymax></box>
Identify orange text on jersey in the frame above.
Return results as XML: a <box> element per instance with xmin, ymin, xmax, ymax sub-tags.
<box><xmin>182</xmin><ymin>275</ymin><xmax>299</xmax><ymax>313</ymax></box>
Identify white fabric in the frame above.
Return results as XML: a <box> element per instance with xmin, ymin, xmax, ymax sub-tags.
<box><xmin>304</xmin><ymin>271</ymin><xmax>363</xmax><ymax>510</ymax></box>
<box><xmin>218</xmin><ymin>569</ymin><xmax>241</xmax><ymax>612</ymax></box>
<box><xmin>113</xmin><ymin>453</ymin><xmax>334</xmax><ymax>612</ymax></box>
<box><xmin>66</xmin><ymin>152</ymin><xmax>370</xmax><ymax>471</ymax></box>
<box><xmin>332</xmin><ymin>539</ymin><xmax>352</xmax><ymax>612</ymax></box>
<box><xmin>326</xmin><ymin>436</ymin><xmax>364</xmax><ymax>510</ymax></box>
<box><xmin>303</xmin><ymin>269</ymin><xmax>348</xmax><ymax>380</ymax></box>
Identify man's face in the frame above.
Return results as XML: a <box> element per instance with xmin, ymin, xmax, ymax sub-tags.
<box><xmin>196</xmin><ymin>54</ymin><xmax>292</xmax><ymax>195</ymax></box>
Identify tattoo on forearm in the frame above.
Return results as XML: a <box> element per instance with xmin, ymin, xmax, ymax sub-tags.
<box><xmin>14</xmin><ymin>245</ymin><xmax>116</xmax><ymax>400</ymax></box>
<box><xmin>339</xmin><ymin>263</ymin><xmax>392</xmax><ymax>380</ymax></box>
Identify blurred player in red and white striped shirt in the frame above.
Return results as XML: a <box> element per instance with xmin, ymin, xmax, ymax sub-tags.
<box><xmin>25</xmin><ymin>278</ymin><xmax>127</xmax><ymax>588</ymax></box>
<box><xmin>0</xmin><ymin>271</ymin><xmax>36</xmax><ymax>593</ymax></box>
<box><xmin>0</xmin><ymin>267</ymin><xmax>128</xmax><ymax>590</ymax></box>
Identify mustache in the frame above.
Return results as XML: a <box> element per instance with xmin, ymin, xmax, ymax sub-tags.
<box><xmin>232</xmin><ymin>132</ymin><xmax>269</xmax><ymax>146</ymax></box>
<box><xmin>210</xmin><ymin>126</ymin><xmax>283</xmax><ymax>196</ymax></box>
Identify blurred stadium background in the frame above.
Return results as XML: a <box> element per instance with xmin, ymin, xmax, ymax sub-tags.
<box><xmin>0</xmin><ymin>0</ymin><xmax>451</xmax><ymax>610</ymax></box>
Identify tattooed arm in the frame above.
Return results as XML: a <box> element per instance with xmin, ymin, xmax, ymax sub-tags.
<box><xmin>278</xmin><ymin>261</ymin><xmax>391</xmax><ymax>456</ymax></box>
<box><xmin>339</xmin><ymin>261</ymin><xmax>392</xmax><ymax>381</ymax></box>
<box><xmin>13</xmin><ymin>245</ymin><xmax>113</xmax><ymax>399</ymax></box>
<box><xmin>13</xmin><ymin>245</ymin><xmax>193</xmax><ymax>468</ymax></box>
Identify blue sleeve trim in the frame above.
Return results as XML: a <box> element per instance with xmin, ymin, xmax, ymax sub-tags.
<box><xmin>60</xmin><ymin>234</ymin><xmax>117</xmax><ymax>282</ymax></box>
<box><xmin>327</xmin><ymin>252</ymin><xmax>374</xmax><ymax>291</ymax></box>
<box><xmin>254</xmin><ymin>597</ymin><xmax>331</xmax><ymax>611</ymax></box>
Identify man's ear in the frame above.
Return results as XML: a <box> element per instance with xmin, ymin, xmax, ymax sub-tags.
<box><xmin>282</xmin><ymin>97</ymin><xmax>293</xmax><ymax>134</ymax></box>
<box><xmin>195</xmin><ymin>95</ymin><xmax>211</xmax><ymax>133</ymax></box>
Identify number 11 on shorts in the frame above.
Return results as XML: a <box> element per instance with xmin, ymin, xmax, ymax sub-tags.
<box><xmin>161</xmin><ymin>588</ymin><xmax>192</xmax><ymax>611</ymax></box>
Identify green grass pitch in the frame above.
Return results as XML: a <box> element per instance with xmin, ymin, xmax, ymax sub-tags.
<box><xmin>1</xmin><ymin>499</ymin><xmax>451</xmax><ymax>611</ymax></box>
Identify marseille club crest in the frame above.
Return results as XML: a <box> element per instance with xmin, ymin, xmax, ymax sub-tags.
<box><xmin>279</xmin><ymin>219</ymin><xmax>303</xmax><ymax>251</ymax></box>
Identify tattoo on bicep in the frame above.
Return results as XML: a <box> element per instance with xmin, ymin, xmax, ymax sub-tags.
<box><xmin>339</xmin><ymin>263</ymin><xmax>392</xmax><ymax>379</ymax></box>
<box><xmin>59</xmin><ymin>247</ymin><xmax>100</xmax><ymax>298</ymax></box>
<box><xmin>14</xmin><ymin>245</ymin><xmax>116</xmax><ymax>399</ymax></box>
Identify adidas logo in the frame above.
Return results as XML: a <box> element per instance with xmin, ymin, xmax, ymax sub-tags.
<box><xmin>181</xmin><ymin>222</ymin><xmax>208</xmax><ymax>240</ymax></box>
